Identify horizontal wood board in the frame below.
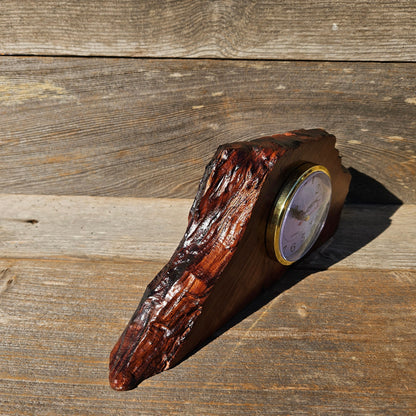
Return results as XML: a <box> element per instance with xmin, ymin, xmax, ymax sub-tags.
<box><xmin>1</xmin><ymin>196</ymin><xmax>414</xmax><ymax>414</ymax></box>
<box><xmin>0</xmin><ymin>195</ymin><xmax>413</xmax><ymax>270</ymax></box>
<box><xmin>1</xmin><ymin>58</ymin><xmax>415</xmax><ymax>202</ymax></box>
<box><xmin>0</xmin><ymin>0</ymin><xmax>415</xmax><ymax>61</ymax></box>
<box><xmin>1</xmin><ymin>0</ymin><xmax>414</xmax><ymax>413</ymax></box>
<box><xmin>0</xmin><ymin>260</ymin><xmax>415</xmax><ymax>415</ymax></box>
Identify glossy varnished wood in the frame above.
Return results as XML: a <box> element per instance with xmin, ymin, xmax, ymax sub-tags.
<box><xmin>0</xmin><ymin>58</ymin><xmax>415</xmax><ymax>203</ymax></box>
<box><xmin>109</xmin><ymin>130</ymin><xmax>350</xmax><ymax>390</ymax></box>
<box><xmin>0</xmin><ymin>0</ymin><xmax>415</xmax><ymax>61</ymax></box>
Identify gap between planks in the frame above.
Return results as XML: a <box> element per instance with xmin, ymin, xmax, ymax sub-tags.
<box><xmin>0</xmin><ymin>194</ymin><xmax>413</xmax><ymax>270</ymax></box>
<box><xmin>3</xmin><ymin>54</ymin><xmax>416</xmax><ymax>65</ymax></box>
<box><xmin>0</xmin><ymin>0</ymin><xmax>415</xmax><ymax>61</ymax></box>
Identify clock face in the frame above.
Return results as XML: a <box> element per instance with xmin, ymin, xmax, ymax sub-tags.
<box><xmin>267</xmin><ymin>164</ymin><xmax>332</xmax><ymax>265</ymax></box>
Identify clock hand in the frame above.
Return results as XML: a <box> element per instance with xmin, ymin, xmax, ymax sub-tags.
<box><xmin>289</xmin><ymin>205</ymin><xmax>309</xmax><ymax>221</ymax></box>
<box><xmin>305</xmin><ymin>198</ymin><xmax>322</xmax><ymax>215</ymax></box>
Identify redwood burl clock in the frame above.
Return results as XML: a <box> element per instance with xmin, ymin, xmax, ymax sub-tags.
<box><xmin>109</xmin><ymin>129</ymin><xmax>351</xmax><ymax>391</ymax></box>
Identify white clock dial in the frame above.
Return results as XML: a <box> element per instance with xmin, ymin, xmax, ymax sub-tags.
<box><xmin>267</xmin><ymin>164</ymin><xmax>332</xmax><ymax>265</ymax></box>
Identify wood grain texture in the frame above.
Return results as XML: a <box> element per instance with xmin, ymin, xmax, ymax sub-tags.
<box><xmin>0</xmin><ymin>259</ymin><xmax>415</xmax><ymax>415</ymax></box>
<box><xmin>0</xmin><ymin>194</ymin><xmax>414</xmax><ymax>270</ymax></box>
<box><xmin>0</xmin><ymin>194</ymin><xmax>191</xmax><ymax>262</ymax></box>
<box><xmin>0</xmin><ymin>57</ymin><xmax>415</xmax><ymax>202</ymax></box>
<box><xmin>109</xmin><ymin>130</ymin><xmax>351</xmax><ymax>390</ymax></box>
<box><xmin>0</xmin><ymin>0</ymin><xmax>413</xmax><ymax>412</ymax></box>
<box><xmin>0</xmin><ymin>0</ymin><xmax>415</xmax><ymax>61</ymax></box>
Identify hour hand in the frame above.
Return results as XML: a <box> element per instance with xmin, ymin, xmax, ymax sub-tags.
<box><xmin>289</xmin><ymin>206</ymin><xmax>310</xmax><ymax>222</ymax></box>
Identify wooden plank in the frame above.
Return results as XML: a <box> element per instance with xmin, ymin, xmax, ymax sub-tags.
<box><xmin>0</xmin><ymin>58</ymin><xmax>415</xmax><ymax>203</ymax></box>
<box><xmin>0</xmin><ymin>1</ymin><xmax>415</xmax><ymax>61</ymax></box>
<box><xmin>0</xmin><ymin>259</ymin><xmax>415</xmax><ymax>415</ymax></box>
<box><xmin>0</xmin><ymin>194</ymin><xmax>414</xmax><ymax>270</ymax></box>
<box><xmin>0</xmin><ymin>194</ymin><xmax>191</xmax><ymax>263</ymax></box>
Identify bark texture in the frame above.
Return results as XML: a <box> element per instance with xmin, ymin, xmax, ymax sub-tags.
<box><xmin>109</xmin><ymin>129</ymin><xmax>351</xmax><ymax>390</ymax></box>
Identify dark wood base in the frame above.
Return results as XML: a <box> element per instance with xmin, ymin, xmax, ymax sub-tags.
<box><xmin>109</xmin><ymin>129</ymin><xmax>351</xmax><ymax>390</ymax></box>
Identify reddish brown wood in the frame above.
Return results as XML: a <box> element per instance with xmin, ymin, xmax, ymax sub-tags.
<box><xmin>109</xmin><ymin>129</ymin><xmax>351</xmax><ymax>391</ymax></box>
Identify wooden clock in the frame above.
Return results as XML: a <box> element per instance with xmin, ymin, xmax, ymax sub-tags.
<box><xmin>109</xmin><ymin>129</ymin><xmax>351</xmax><ymax>391</ymax></box>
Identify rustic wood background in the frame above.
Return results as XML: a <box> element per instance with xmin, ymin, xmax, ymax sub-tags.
<box><xmin>0</xmin><ymin>1</ymin><xmax>415</xmax><ymax>415</ymax></box>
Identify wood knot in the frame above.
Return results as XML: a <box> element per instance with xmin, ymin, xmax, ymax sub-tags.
<box><xmin>0</xmin><ymin>268</ymin><xmax>16</xmax><ymax>294</ymax></box>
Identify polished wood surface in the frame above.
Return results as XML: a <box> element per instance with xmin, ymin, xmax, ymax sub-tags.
<box><xmin>109</xmin><ymin>130</ymin><xmax>351</xmax><ymax>390</ymax></box>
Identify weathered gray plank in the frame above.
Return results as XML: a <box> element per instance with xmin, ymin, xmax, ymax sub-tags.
<box><xmin>0</xmin><ymin>194</ymin><xmax>414</xmax><ymax>270</ymax></box>
<box><xmin>0</xmin><ymin>0</ymin><xmax>415</xmax><ymax>61</ymax></box>
<box><xmin>0</xmin><ymin>260</ymin><xmax>414</xmax><ymax>415</ymax></box>
<box><xmin>0</xmin><ymin>58</ymin><xmax>415</xmax><ymax>202</ymax></box>
<box><xmin>0</xmin><ymin>194</ymin><xmax>191</xmax><ymax>262</ymax></box>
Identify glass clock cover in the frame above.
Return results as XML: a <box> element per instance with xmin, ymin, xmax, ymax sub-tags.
<box><xmin>268</xmin><ymin>164</ymin><xmax>332</xmax><ymax>265</ymax></box>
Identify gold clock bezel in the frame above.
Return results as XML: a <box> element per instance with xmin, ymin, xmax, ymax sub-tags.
<box><xmin>266</xmin><ymin>163</ymin><xmax>331</xmax><ymax>265</ymax></box>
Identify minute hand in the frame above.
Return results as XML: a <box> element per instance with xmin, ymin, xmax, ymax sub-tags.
<box><xmin>305</xmin><ymin>198</ymin><xmax>321</xmax><ymax>216</ymax></box>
